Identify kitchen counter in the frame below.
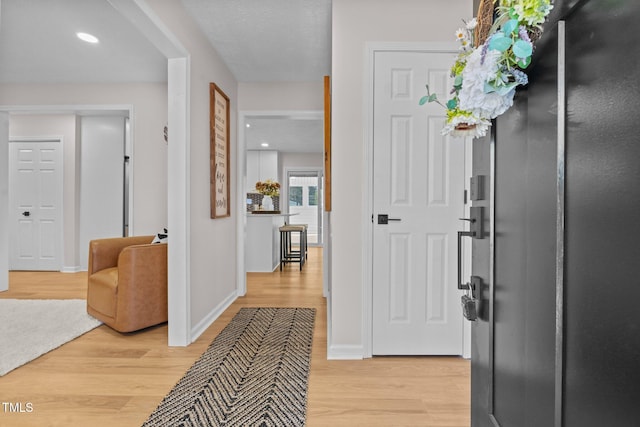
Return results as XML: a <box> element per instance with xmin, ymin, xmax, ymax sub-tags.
<box><xmin>248</xmin><ymin>212</ymin><xmax>298</xmax><ymax>216</ymax></box>
<box><xmin>245</xmin><ymin>213</ymin><xmax>298</xmax><ymax>272</ymax></box>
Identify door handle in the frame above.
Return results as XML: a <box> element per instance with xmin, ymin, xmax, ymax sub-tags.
<box><xmin>459</xmin><ymin>206</ymin><xmax>484</xmax><ymax>237</ymax></box>
<box><xmin>377</xmin><ymin>214</ymin><xmax>401</xmax><ymax>224</ymax></box>
<box><xmin>457</xmin><ymin>207</ymin><xmax>485</xmax><ymax>321</ymax></box>
<box><xmin>457</xmin><ymin>230</ymin><xmax>481</xmax><ymax>321</ymax></box>
<box><xmin>457</xmin><ymin>207</ymin><xmax>485</xmax><ymax>289</ymax></box>
<box><xmin>457</xmin><ymin>231</ymin><xmax>474</xmax><ymax>290</ymax></box>
<box><xmin>22</xmin><ymin>211</ymin><xmax>31</xmax><ymax>217</ymax></box>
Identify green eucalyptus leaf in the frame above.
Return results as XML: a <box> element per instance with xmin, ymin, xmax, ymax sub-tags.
<box><xmin>502</xmin><ymin>19</ymin><xmax>519</xmax><ymax>35</ymax></box>
<box><xmin>513</xmin><ymin>40</ymin><xmax>533</xmax><ymax>59</ymax></box>
<box><xmin>419</xmin><ymin>95</ymin><xmax>429</xmax><ymax>105</ymax></box>
<box><xmin>446</xmin><ymin>99</ymin><xmax>457</xmax><ymax>110</ymax></box>
<box><xmin>489</xmin><ymin>34</ymin><xmax>512</xmax><ymax>52</ymax></box>
<box><xmin>494</xmin><ymin>82</ymin><xmax>518</xmax><ymax>96</ymax></box>
<box><xmin>484</xmin><ymin>82</ymin><xmax>497</xmax><ymax>94</ymax></box>
<box><xmin>454</xmin><ymin>75</ymin><xmax>463</xmax><ymax>87</ymax></box>
<box><xmin>518</xmin><ymin>56</ymin><xmax>532</xmax><ymax>69</ymax></box>
<box><xmin>428</xmin><ymin>93</ymin><xmax>438</xmax><ymax>103</ymax></box>
<box><xmin>484</xmin><ymin>81</ymin><xmax>518</xmax><ymax>96</ymax></box>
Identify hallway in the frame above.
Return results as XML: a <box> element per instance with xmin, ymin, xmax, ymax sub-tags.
<box><xmin>1</xmin><ymin>247</ymin><xmax>469</xmax><ymax>426</ymax></box>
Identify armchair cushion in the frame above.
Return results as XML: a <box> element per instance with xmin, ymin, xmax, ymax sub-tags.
<box><xmin>87</xmin><ymin>267</ymin><xmax>118</xmax><ymax>318</ymax></box>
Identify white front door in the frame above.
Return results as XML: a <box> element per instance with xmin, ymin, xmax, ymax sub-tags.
<box><xmin>9</xmin><ymin>140</ymin><xmax>63</xmax><ymax>271</ymax></box>
<box><xmin>372</xmin><ymin>50</ymin><xmax>466</xmax><ymax>355</ymax></box>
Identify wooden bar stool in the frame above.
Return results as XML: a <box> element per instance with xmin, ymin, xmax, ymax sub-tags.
<box><xmin>279</xmin><ymin>224</ymin><xmax>307</xmax><ymax>270</ymax></box>
<box><xmin>292</xmin><ymin>223</ymin><xmax>308</xmax><ymax>261</ymax></box>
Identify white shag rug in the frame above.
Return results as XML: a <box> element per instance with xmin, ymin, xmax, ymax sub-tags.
<box><xmin>0</xmin><ymin>299</ymin><xmax>102</xmax><ymax>376</ymax></box>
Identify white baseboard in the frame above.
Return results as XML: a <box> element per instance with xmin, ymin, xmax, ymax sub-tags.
<box><xmin>190</xmin><ymin>291</ymin><xmax>237</xmax><ymax>343</ymax></box>
<box><xmin>327</xmin><ymin>344</ymin><xmax>364</xmax><ymax>360</ymax></box>
<box><xmin>61</xmin><ymin>266</ymin><xmax>81</xmax><ymax>273</ymax></box>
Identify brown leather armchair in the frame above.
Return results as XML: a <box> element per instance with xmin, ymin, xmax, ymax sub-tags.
<box><xmin>87</xmin><ymin>236</ymin><xmax>168</xmax><ymax>333</ymax></box>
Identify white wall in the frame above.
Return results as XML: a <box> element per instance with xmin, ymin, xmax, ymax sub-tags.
<box><xmin>280</xmin><ymin>152</ymin><xmax>323</xmax><ymax>177</ymax></box>
<box><xmin>330</xmin><ymin>0</ymin><xmax>473</xmax><ymax>357</ymax></box>
<box><xmin>238</xmin><ymin>82</ymin><xmax>323</xmax><ymax>111</ymax></box>
<box><xmin>146</xmin><ymin>0</ymin><xmax>239</xmax><ymax>335</ymax></box>
<box><xmin>0</xmin><ymin>83</ymin><xmax>168</xmax><ymax>237</ymax></box>
<box><xmin>9</xmin><ymin>114</ymin><xmax>80</xmax><ymax>270</ymax></box>
<box><xmin>0</xmin><ymin>112</ymin><xmax>8</xmax><ymax>292</ymax></box>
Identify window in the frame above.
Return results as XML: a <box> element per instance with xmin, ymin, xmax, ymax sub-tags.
<box><xmin>289</xmin><ymin>186</ymin><xmax>302</xmax><ymax>206</ymax></box>
<box><xmin>308</xmin><ymin>186</ymin><xmax>318</xmax><ymax>206</ymax></box>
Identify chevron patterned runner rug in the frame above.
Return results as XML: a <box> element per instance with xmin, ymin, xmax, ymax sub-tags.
<box><xmin>142</xmin><ymin>307</ymin><xmax>316</xmax><ymax>427</ymax></box>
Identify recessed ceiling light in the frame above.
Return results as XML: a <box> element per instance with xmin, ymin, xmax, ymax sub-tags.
<box><xmin>77</xmin><ymin>32</ymin><xmax>99</xmax><ymax>44</ymax></box>
<box><xmin>261</xmin><ymin>143</ymin><xmax>269</xmax><ymax>147</ymax></box>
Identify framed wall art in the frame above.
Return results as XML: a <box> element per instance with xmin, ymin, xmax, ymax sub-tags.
<box><xmin>210</xmin><ymin>83</ymin><xmax>230</xmax><ymax>218</ymax></box>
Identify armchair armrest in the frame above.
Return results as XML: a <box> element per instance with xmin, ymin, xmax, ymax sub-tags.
<box><xmin>114</xmin><ymin>243</ymin><xmax>168</xmax><ymax>330</ymax></box>
<box><xmin>88</xmin><ymin>236</ymin><xmax>155</xmax><ymax>275</ymax></box>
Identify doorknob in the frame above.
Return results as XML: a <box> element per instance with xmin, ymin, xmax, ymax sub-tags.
<box><xmin>22</xmin><ymin>211</ymin><xmax>31</xmax><ymax>217</ymax></box>
<box><xmin>377</xmin><ymin>214</ymin><xmax>401</xmax><ymax>224</ymax></box>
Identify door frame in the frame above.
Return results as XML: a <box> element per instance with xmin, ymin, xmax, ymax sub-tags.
<box><xmin>8</xmin><ymin>137</ymin><xmax>64</xmax><ymax>271</ymax></box>
<box><xmin>363</xmin><ymin>42</ymin><xmax>472</xmax><ymax>358</ymax></box>
<box><xmin>236</xmin><ymin>110</ymin><xmax>324</xmax><ymax>298</ymax></box>
<box><xmin>0</xmin><ymin>112</ymin><xmax>8</xmax><ymax>292</ymax></box>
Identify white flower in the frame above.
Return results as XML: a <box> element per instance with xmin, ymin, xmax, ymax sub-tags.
<box><xmin>442</xmin><ymin>112</ymin><xmax>491</xmax><ymax>139</ymax></box>
<box><xmin>465</xmin><ymin>18</ymin><xmax>478</xmax><ymax>30</ymax></box>
<box><xmin>458</xmin><ymin>48</ymin><xmax>516</xmax><ymax>118</ymax></box>
<box><xmin>459</xmin><ymin>39</ymin><xmax>471</xmax><ymax>51</ymax></box>
<box><xmin>455</xmin><ymin>28</ymin><xmax>466</xmax><ymax>40</ymax></box>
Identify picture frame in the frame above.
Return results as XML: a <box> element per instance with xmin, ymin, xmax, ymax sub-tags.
<box><xmin>324</xmin><ymin>75</ymin><xmax>332</xmax><ymax>212</ymax></box>
<box><xmin>210</xmin><ymin>83</ymin><xmax>231</xmax><ymax>218</ymax></box>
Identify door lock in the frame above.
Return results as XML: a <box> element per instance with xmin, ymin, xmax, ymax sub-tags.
<box><xmin>461</xmin><ymin>276</ymin><xmax>481</xmax><ymax>321</ymax></box>
<box><xmin>22</xmin><ymin>211</ymin><xmax>31</xmax><ymax>217</ymax></box>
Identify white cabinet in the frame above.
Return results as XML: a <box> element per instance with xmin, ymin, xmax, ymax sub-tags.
<box><xmin>245</xmin><ymin>214</ymin><xmax>284</xmax><ymax>272</ymax></box>
<box><xmin>247</xmin><ymin>150</ymin><xmax>278</xmax><ymax>192</ymax></box>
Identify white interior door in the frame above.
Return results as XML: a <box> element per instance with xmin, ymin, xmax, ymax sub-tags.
<box><xmin>9</xmin><ymin>140</ymin><xmax>63</xmax><ymax>271</ymax></box>
<box><xmin>372</xmin><ymin>50</ymin><xmax>466</xmax><ymax>355</ymax></box>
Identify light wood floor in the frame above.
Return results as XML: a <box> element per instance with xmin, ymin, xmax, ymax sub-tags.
<box><xmin>0</xmin><ymin>248</ymin><xmax>470</xmax><ymax>426</ymax></box>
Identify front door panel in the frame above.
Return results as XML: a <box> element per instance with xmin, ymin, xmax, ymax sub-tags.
<box><xmin>471</xmin><ymin>18</ymin><xmax>561</xmax><ymax>427</ymax></box>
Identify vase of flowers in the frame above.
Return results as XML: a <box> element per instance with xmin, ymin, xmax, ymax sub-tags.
<box><xmin>256</xmin><ymin>179</ymin><xmax>280</xmax><ymax>210</ymax></box>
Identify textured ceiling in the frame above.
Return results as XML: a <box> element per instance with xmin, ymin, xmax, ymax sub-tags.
<box><xmin>180</xmin><ymin>0</ymin><xmax>332</xmax><ymax>82</ymax></box>
<box><xmin>245</xmin><ymin>115</ymin><xmax>323</xmax><ymax>153</ymax></box>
